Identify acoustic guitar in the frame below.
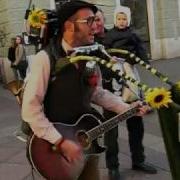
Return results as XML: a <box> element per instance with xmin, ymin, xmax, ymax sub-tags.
<box><xmin>28</xmin><ymin>106</ymin><xmax>138</xmax><ymax>179</ymax></box>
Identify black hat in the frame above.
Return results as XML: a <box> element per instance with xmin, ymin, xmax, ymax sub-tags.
<box><xmin>57</xmin><ymin>0</ymin><xmax>97</xmax><ymax>29</ymax></box>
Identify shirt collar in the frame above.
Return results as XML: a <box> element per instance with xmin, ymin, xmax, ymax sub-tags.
<box><xmin>61</xmin><ymin>39</ymin><xmax>73</xmax><ymax>54</ymax></box>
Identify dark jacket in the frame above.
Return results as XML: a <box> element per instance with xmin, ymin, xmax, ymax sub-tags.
<box><xmin>8</xmin><ymin>47</ymin><xmax>16</xmax><ymax>63</ymax></box>
<box><xmin>94</xmin><ymin>29</ymin><xmax>120</xmax><ymax>89</ymax></box>
<box><xmin>104</xmin><ymin>26</ymin><xmax>149</xmax><ymax>63</ymax></box>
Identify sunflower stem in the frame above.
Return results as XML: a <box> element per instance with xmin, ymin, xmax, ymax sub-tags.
<box><xmin>157</xmin><ymin>90</ymin><xmax>180</xmax><ymax>180</ymax></box>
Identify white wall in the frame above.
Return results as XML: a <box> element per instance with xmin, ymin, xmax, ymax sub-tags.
<box><xmin>147</xmin><ymin>0</ymin><xmax>180</xmax><ymax>59</ymax></box>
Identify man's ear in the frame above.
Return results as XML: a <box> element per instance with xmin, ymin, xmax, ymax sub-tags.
<box><xmin>64</xmin><ymin>21</ymin><xmax>74</xmax><ymax>32</ymax></box>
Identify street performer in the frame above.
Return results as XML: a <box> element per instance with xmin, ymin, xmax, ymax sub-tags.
<box><xmin>22</xmin><ymin>1</ymin><xmax>149</xmax><ymax>179</ymax></box>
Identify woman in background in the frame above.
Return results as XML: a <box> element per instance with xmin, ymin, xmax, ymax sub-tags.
<box><xmin>13</xmin><ymin>35</ymin><xmax>27</xmax><ymax>79</ymax></box>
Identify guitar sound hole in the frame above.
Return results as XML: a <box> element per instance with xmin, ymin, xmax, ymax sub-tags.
<box><xmin>76</xmin><ymin>130</ymin><xmax>91</xmax><ymax>149</ymax></box>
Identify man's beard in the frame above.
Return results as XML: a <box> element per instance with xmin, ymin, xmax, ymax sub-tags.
<box><xmin>74</xmin><ymin>25</ymin><xmax>94</xmax><ymax>46</ymax></box>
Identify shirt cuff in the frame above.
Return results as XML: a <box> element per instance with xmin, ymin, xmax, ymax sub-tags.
<box><xmin>42</xmin><ymin>126</ymin><xmax>63</xmax><ymax>144</ymax></box>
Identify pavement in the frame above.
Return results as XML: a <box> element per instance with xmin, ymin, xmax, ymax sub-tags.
<box><xmin>1</xmin><ymin>57</ymin><xmax>180</xmax><ymax>180</ymax></box>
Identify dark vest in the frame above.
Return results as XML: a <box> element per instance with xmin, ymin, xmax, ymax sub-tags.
<box><xmin>44</xmin><ymin>40</ymin><xmax>99</xmax><ymax>124</ymax></box>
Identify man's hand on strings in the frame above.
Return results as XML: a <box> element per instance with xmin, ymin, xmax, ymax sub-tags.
<box><xmin>131</xmin><ymin>100</ymin><xmax>152</xmax><ymax>116</ymax></box>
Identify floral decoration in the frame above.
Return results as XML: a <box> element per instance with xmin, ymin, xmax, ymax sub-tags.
<box><xmin>28</xmin><ymin>8</ymin><xmax>47</xmax><ymax>28</ymax></box>
<box><xmin>145</xmin><ymin>87</ymin><xmax>172</xmax><ymax>109</ymax></box>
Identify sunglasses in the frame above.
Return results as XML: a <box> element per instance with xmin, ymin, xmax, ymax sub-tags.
<box><xmin>75</xmin><ymin>16</ymin><xmax>95</xmax><ymax>27</ymax></box>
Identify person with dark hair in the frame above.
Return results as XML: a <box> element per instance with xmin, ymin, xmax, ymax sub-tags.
<box><xmin>22</xmin><ymin>1</ymin><xmax>150</xmax><ymax>179</ymax></box>
<box><xmin>94</xmin><ymin>9</ymin><xmax>107</xmax><ymax>44</ymax></box>
<box><xmin>13</xmin><ymin>35</ymin><xmax>27</xmax><ymax>79</ymax></box>
<box><xmin>7</xmin><ymin>36</ymin><xmax>28</xmax><ymax>141</ymax></box>
<box><xmin>95</xmin><ymin>7</ymin><xmax>157</xmax><ymax>180</ymax></box>
<box><xmin>8</xmin><ymin>37</ymin><xmax>18</xmax><ymax>78</ymax></box>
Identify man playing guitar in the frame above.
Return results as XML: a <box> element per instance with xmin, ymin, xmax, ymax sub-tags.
<box><xmin>22</xmin><ymin>1</ymin><xmax>149</xmax><ymax>179</ymax></box>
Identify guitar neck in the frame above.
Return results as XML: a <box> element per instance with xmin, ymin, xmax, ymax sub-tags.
<box><xmin>87</xmin><ymin>107</ymin><xmax>138</xmax><ymax>141</ymax></box>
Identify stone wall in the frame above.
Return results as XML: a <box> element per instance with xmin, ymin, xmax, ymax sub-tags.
<box><xmin>153</xmin><ymin>0</ymin><xmax>180</xmax><ymax>39</ymax></box>
<box><xmin>147</xmin><ymin>0</ymin><xmax>180</xmax><ymax>59</ymax></box>
<box><xmin>0</xmin><ymin>0</ymin><xmax>50</xmax><ymax>57</ymax></box>
<box><xmin>0</xmin><ymin>0</ymin><xmax>52</xmax><ymax>84</ymax></box>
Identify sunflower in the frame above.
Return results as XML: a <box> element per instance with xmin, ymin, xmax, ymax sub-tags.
<box><xmin>145</xmin><ymin>87</ymin><xmax>172</xmax><ymax>109</ymax></box>
<box><xmin>28</xmin><ymin>8</ymin><xmax>47</xmax><ymax>28</ymax></box>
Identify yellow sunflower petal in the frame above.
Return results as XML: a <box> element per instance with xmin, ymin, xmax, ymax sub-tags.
<box><xmin>145</xmin><ymin>87</ymin><xmax>172</xmax><ymax>109</ymax></box>
<box><xmin>28</xmin><ymin>8</ymin><xmax>47</xmax><ymax>28</ymax></box>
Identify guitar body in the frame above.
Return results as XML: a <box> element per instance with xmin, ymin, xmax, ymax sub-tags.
<box><xmin>28</xmin><ymin>114</ymin><xmax>106</xmax><ymax>180</ymax></box>
<box><xmin>28</xmin><ymin>107</ymin><xmax>137</xmax><ymax>179</ymax></box>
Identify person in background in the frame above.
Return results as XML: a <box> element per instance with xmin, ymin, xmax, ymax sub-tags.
<box><xmin>22</xmin><ymin>1</ymin><xmax>149</xmax><ymax>180</ymax></box>
<box><xmin>94</xmin><ymin>9</ymin><xmax>107</xmax><ymax>44</ymax></box>
<box><xmin>8</xmin><ymin>37</ymin><xmax>18</xmax><ymax>78</ymax></box>
<box><xmin>104</xmin><ymin>6</ymin><xmax>149</xmax><ymax>62</ymax></box>
<box><xmin>10</xmin><ymin>36</ymin><xmax>28</xmax><ymax>142</ymax></box>
<box><xmin>95</xmin><ymin>7</ymin><xmax>157</xmax><ymax>180</ymax></box>
<box><xmin>13</xmin><ymin>35</ymin><xmax>27</xmax><ymax>79</ymax></box>
<box><xmin>8</xmin><ymin>37</ymin><xmax>16</xmax><ymax>66</ymax></box>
